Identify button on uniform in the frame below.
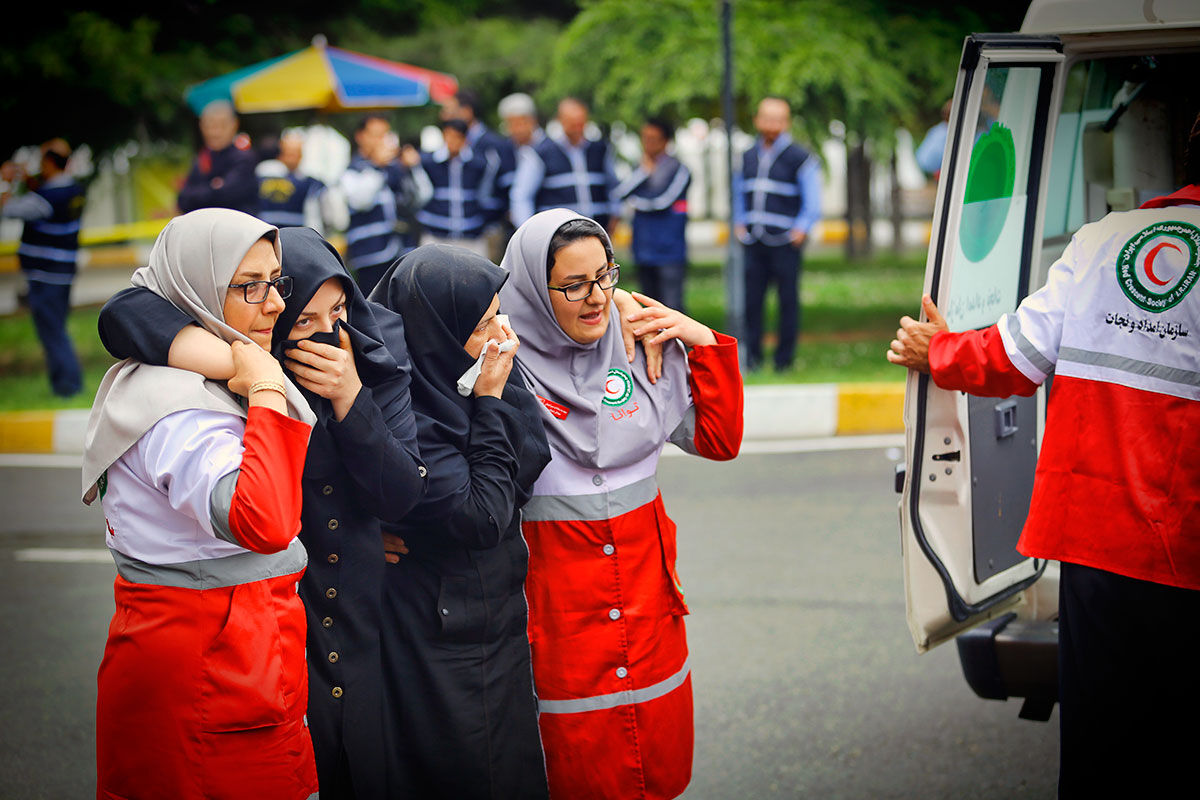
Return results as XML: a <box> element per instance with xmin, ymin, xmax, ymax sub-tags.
<box><xmin>322</xmin><ymin>484</ymin><xmax>333</xmax><ymax>496</ymax></box>
<box><xmin>592</xmin><ymin>474</ymin><xmax>604</xmax><ymax>486</ymax></box>
<box><xmin>328</xmin><ymin>651</ymin><xmax>339</xmax><ymax>663</ymax></box>
<box><xmin>322</xmin><ymin>617</ymin><xmax>333</xmax><ymax>628</ymax></box>
<box><xmin>327</xmin><ymin>553</ymin><xmax>339</xmax><ymax>564</ymax></box>
<box><xmin>615</xmin><ymin>666</ymin><xmax>628</xmax><ymax>679</ymax></box>
<box><xmin>331</xmin><ymin>687</ymin><xmax>343</xmax><ymax>698</ymax></box>
<box><xmin>603</xmin><ymin>544</ymin><xmax>615</xmax><ymax>556</ymax></box>
<box><xmin>327</xmin><ymin>518</ymin><xmax>339</xmax><ymax>530</ymax></box>
<box><xmin>608</xmin><ymin>608</ymin><xmax>621</xmax><ymax>621</ymax></box>
<box><xmin>418</xmin><ymin>465</ymin><xmax>428</xmax><ymax>478</ymax></box>
<box><xmin>326</xmin><ymin>588</ymin><xmax>337</xmax><ymax>599</ymax></box>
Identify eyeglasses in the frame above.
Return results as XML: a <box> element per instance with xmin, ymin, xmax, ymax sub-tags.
<box><xmin>547</xmin><ymin>265</ymin><xmax>620</xmax><ymax>302</ymax></box>
<box><xmin>227</xmin><ymin>275</ymin><xmax>293</xmax><ymax>304</ymax></box>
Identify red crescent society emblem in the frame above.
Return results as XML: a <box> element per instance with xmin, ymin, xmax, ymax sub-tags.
<box><xmin>1143</xmin><ymin>241</ymin><xmax>1182</xmax><ymax>287</ymax></box>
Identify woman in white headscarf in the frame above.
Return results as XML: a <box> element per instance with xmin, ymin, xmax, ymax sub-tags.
<box><xmin>83</xmin><ymin>208</ymin><xmax>319</xmax><ymax>800</ymax></box>
<box><xmin>498</xmin><ymin>208</ymin><xmax>744</xmax><ymax>800</ymax></box>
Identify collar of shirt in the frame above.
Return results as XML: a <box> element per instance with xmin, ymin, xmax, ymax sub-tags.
<box><xmin>757</xmin><ymin>131</ymin><xmax>793</xmax><ymax>157</ymax></box>
<box><xmin>40</xmin><ymin>174</ymin><xmax>75</xmax><ymax>189</ymax></box>
<box><xmin>467</xmin><ymin>121</ymin><xmax>486</xmax><ymax>146</ymax></box>
<box><xmin>432</xmin><ymin>144</ymin><xmax>475</xmax><ymax>164</ymax></box>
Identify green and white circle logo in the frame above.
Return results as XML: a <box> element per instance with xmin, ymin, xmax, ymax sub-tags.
<box><xmin>602</xmin><ymin>368</ymin><xmax>633</xmax><ymax>407</ymax></box>
<box><xmin>1117</xmin><ymin>221</ymin><xmax>1200</xmax><ymax>312</ymax></box>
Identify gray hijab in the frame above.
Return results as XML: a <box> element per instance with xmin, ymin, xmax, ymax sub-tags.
<box><xmin>82</xmin><ymin>208</ymin><xmax>315</xmax><ymax>502</ymax></box>
<box><xmin>498</xmin><ymin>208</ymin><xmax>691</xmax><ymax>469</ymax></box>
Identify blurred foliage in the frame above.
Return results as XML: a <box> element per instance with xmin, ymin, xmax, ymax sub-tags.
<box><xmin>546</xmin><ymin>0</ymin><xmax>1023</xmax><ymax>145</ymax></box>
<box><xmin>2</xmin><ymin>1</ymin><xmax>575</xmax><ymax>156</ymax></box>
<box><xmin>4</xmin><ymin>0</ymin><xmax>1022</xmax><ymax>157</ymax></box>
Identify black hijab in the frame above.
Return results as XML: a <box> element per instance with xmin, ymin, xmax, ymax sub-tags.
<box><xmin>273</xmin><ymin>227</ymin><xmax>406</xmax><ymax>423</ymax></box>
<box><xmin>370</xmin><ymin>244</ymin><xmax>545</xmax><ymax>508</ymax></box>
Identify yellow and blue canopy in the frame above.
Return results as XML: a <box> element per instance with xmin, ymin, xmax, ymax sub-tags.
<box><xmin>185</xmin><ymin>40</ymin><xmax>458</xmax><ymax>115</ymax></box>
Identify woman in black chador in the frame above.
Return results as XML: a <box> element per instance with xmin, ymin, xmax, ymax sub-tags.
<box><xmin>370</xmin><ymin>245</ymin><xmax>552</xmax><ymax>799</ymax></box>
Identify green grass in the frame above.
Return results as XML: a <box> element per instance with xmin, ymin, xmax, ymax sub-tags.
<box><xmin>628</xmin><ymin>250</ymin><xmax>926</xmax><ymax>385</ymax></box>
<box><xmin>0</xmin><ymin>250</ymin><xmax>926</xmax><ymax>411</ymax></box>
<box><xmin>0</xmin><ymin>305</ymin><xmax>113</xmax><ymax>411</ymax></box>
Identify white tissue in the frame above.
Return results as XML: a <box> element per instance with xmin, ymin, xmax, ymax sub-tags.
<box><xmin>457</xmin><ymin>338</ymin><xmax>517</xmax><ymax>396</ymax></box>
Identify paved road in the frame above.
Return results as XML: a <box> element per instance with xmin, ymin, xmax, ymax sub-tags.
<box><xmin>0</xmin><ymin>446</ymin><xmax>1057</xmax><ymax>799</ymax></box>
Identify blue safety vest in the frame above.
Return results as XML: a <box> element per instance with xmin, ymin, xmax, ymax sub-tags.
<box><xmin>344</xmin><ymin>155</ymin><xmax>407</xmax><ymax>270</ymax></box>
<box><xmin>258</xmin><ymin>173</ymin><xmax>325</xmax><ymax>229</ymax></box>
<box><xmin>18</xmin><ymin>180</ymin><xmax>85</xmax><ymax>284</ymax></box>
<box><xmin>741</xmin><ymin>140</ymin><xmax>811</xmax><ymax>244</ymax></box>
<box><xmin>617</xmin><ymin>155</ymin><xmax>691</xmax><ymax>266</ymax></box>
<box><xmin>416</xmin><ymin>148</ymin><xmax>491</xmax><ymax>239</ymax></box>
<box><xmin>467</xmin><ymin>123</ymin><xmax>515</xmax><ymax>224</ymax></box>
<box><xmin>534</xmin><ymin>137</ymin><xmax>612</xmax><ymax>225</ymax></box>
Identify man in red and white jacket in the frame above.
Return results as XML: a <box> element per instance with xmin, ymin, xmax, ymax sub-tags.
<box><xmin>888</xmin><ymin>124</ymin><xmax>1200</xmax><ymax>798</ymax></box>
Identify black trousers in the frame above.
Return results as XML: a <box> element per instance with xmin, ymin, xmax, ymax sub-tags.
<box><xmin>637</xmin><ymin>261</ymin><xmax>686</xmax><ymax>313</ymax></box>
<box><xmin>27</xmin><ymin>277</ymin><xmax>82</xmax><ymax>397</ymax></box>
<box><xmin>743</xmin><ymin>240</ymin><xmax>802</xmax><ymax>369</ymax></box>
<box><xmin>1057</xmin><ymin>562</ymin><xmax>1200</xmax><ymax>798</ymax></box>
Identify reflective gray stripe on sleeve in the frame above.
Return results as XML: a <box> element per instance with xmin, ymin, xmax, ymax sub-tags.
<box><xmin>109</xmin><ymin>538</ymin><xmax>308</xmax><ymax>589</ymax></box>
<box><xmin>538</xmin><ymin>657</ymin><xmax>690</xmax><ymax>715</ymax></box>
<box><xmin>1006</xmin><ymin>314</ymin><xmax>1055</xmax><ymax>376</ymax></box>
<box><xmin>521</xmin><ymin>475</ymin><xmax>658</xmax><ymax>522</ymax></box>
<box><xmin>1059</xmin><ymin>347</ymin><xmax>1200</xmax><ymax>389</ymax></box>
<box><xmin>209</xmin><ymin>469</ymin><xmax>240</xmax><ymax>545</ymax></box>
<box><xmin>667</xmin><ymin>406</ymin><xmax>699</xmax><ymax>456</ymax></box>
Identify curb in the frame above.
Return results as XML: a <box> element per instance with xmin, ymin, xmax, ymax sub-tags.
<box><xmin>0</xmin><ymin>383</ymin><xmax>906</xmax><ymax>455</ymax></box>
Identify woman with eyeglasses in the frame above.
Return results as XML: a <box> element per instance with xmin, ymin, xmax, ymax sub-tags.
<box><xmin>84</xmin><ymin>209</ymin><xmax>319</xmax><ymax>798</ymax></box>
<box><xmin>96</xmin><ymin>226</ymin><xmax>428</xmax><ymax>800</ymax></box>
<box><xmin>497</xmin><ymin>208</ymin><xmax>744</xmax><ymax>800</ymax></box>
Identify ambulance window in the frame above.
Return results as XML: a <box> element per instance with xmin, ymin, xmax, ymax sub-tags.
<box><xmin>943</xmin><ymin>64</ymin><xmax>1053</xmax><ymax>331</ymax></box>
<box><xmin>1042</xmin><ymin>59</ymin><xmax>1127</xmax><ymax>240</ymax></box>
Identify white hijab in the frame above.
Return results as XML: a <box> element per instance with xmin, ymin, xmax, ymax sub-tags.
<box><xmin>498</xmin><ymin>208</ymin><xmax>691</xmax><ymax>469</ymax></box>
<box><xmin>82</xmin><ymin>208</ymin><xmax>315</xmax><ymax>502</ymax></box>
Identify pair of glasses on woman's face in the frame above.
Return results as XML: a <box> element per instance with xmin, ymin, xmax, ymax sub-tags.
<box><xmin>227</xmin><ymin>275</ymin><xmax>293</xmax><ymax>304</ymax></box>
<box><xmin>547</xmin><ymin>265</ymin><xmax>620</xmax><ymax>302</ymax></box>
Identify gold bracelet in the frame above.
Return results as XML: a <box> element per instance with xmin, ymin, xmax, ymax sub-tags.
<box><xmin>249</xmin><ymin>380</ymin><xmax>287</xmax><ymax>397</ymax></box>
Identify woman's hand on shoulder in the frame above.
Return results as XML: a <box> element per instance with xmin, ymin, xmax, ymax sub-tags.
<box><xmin>285</xmin><ymin>326</ymin><xmax>363</xmax><ymax>420</ymax></box>
<box><xmin>229</xmin><ymin>340</ymin><xmax>288</xmax><ymax>413</ymax></box>
<box><xmin>474</xmin><ymin>322</ymin><xmax>518</xmax><ymax>400</ymax></box>
<box><xmin>613</xmin><ymin>288</ymin><xmax>664</xmax><ymax>384</ymax></box>
<box><xmin>626</xmin><ymin>291</ymin><xmax>717</xmax><ymax>352</ymax></box>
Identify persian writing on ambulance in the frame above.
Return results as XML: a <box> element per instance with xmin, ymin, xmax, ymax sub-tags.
<box><xmin>1103</xmin><ymin>311</ymin><xmax>1190</xmax><ymax>340</ymax></box>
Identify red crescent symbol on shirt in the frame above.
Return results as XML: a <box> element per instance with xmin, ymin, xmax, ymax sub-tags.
<box><xmin>1144</xmin><ymin>241</ymin><xmax>1182</xmax><ymax>286</ymax></box>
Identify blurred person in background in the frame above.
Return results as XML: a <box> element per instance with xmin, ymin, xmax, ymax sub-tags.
<box><xmin>341</xmin><ymin>113</ymin><xmax>431</xmax><ymax>295</ymax></box>
<box><xmin>415</xmin><ymin>119</ymin><xmax>496</xmax><ymax>259</ymax></box>
<box><xmin>443</xmin><ymin>89</ymin><xmax>515</xmax><ymax>242</ymax></box>
<box><xmin>915</xmin><ymin>99</ymin><xmax>953</xmax><ymax>180</ymax></box>
<box><xmin>0</xmin><ymin>138</ymin><xmax>85</xmax><ymax>396</ymax></box>
<box><xmin>510</xmin><ymin>97</ymin><xmax>619</xmax><ymax>230</ymax></box>
<box><xmin>498</xmin><ymin>92</ymin><xmax>540</xmax><ymax>152</ymax></box>
<box><xmin>733</xmin><ymin>96</ymin><xmax>821</xmax><ymax>372</ymax></box>
<box><xmin>256</xmin><ymin>132</ymin><xmax>348</xmax><ymax>236</ymax></box>
<box><xmin>614</xmin><ymin>117</ymin><xmax>692</xmax><ymax>312</ymax></box>
<box><xmin>178</xmin><ymin>100</ymin><xmax>260</xmax><ymax>216</ymax></box>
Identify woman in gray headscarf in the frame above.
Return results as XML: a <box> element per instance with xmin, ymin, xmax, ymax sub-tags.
<box><xmin>83</xmin><ymin>208</ymin><xmax>320</xmax><ymax>800</ymax></box>
<box><xmin>498</xmin><ymin>208</ymin><xmax>744</xmax><ymax>800</ymax></box>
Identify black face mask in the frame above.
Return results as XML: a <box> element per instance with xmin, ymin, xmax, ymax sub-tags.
<box><xmin>276</xmin><ymin>318</ymin><xmax>343</xmax><ymax>361</ymax></box>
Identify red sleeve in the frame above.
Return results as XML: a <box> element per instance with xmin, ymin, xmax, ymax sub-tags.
<box><xmin>227</xmin><ymin>406</ymin><xmax>312</xmax><ymax>553</ymax></box>
<box><xmin>686</xmin><ymin>331</ymin><xmax>743</xmax><ymax>461</ymax></box>
<box><xmin>928</xmin><ymin>326</ymin><xmax>1040</xmax><ymax>398</ymax></box>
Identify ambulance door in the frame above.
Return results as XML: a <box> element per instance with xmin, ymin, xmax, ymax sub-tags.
<box><xmin>900</xmin><ymin>34</ymin><xmax>1066</xmax><ymax>653</ymax></box>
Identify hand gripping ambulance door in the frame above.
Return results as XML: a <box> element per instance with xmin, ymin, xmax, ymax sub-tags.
<box><xmin>899</xmin><ymin>34</ymin><xmax>1065</xmax><ymax>653</ymax></box>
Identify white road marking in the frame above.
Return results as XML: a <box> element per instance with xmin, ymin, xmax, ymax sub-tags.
<box><xmin>14</xmin><ymin>548</ymin><xmax>111</xmax><ymax>564</ymax></box>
